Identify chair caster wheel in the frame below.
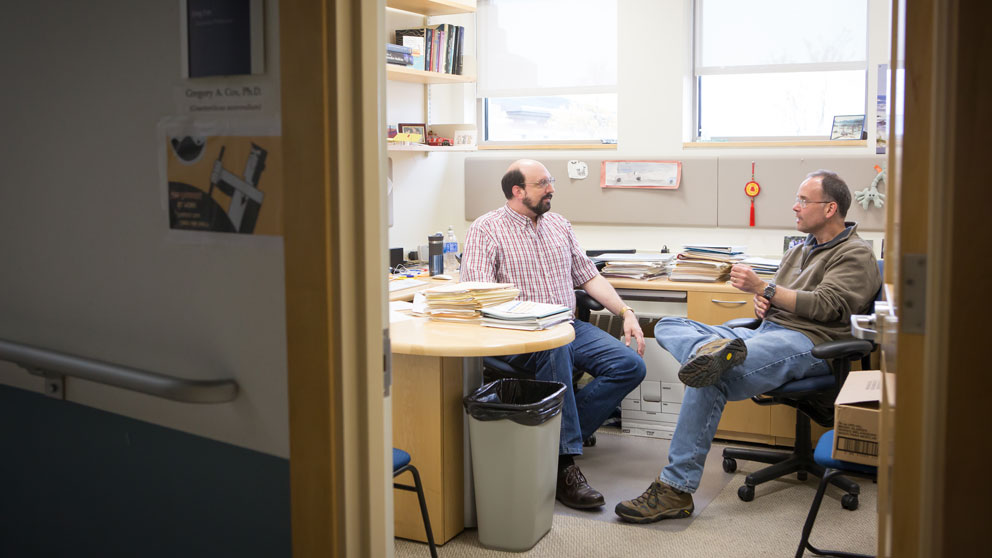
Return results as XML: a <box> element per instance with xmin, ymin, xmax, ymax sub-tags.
<box><xmin>583</xmin><ymin>434</ymin><xmax>596</xmax><ymax>447</ymax></box>
<box><xmin>797</xmin><ymin>471</ymin><xmax>808</xmax><ymax>481</ymax></box>
<box><xmin>842</xmin><ymin>494</ymin><xmax>859</xmax><ymax>510</ymax></box>
<box><xmin>738</xmin><ymin>485</ymin><xmax>755</xmax><ymax>502</ymax></box>
<box><xmin>722</xmin><ymin>458</ymin><xmax>737</xmax><ymax>473</ymax></box>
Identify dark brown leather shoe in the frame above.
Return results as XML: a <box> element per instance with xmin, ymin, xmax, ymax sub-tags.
<box><xmin>556</xmin><ymin>463</ymin><xmax>605</xmax><ymax>509</ymax></box>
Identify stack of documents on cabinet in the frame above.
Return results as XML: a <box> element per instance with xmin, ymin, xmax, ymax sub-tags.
<box><xmin>740</xmin><ymin>256</ymin><xmax>781</xmax><ymax>280</ymax></box>
<box><xmin>670</xmin><ymin>245</ymin><xmax>746</xmax><ymax>282</ymax></box>
<box><xmin>480</xmin><ymin>300</ymin><xmax>572</xmax><ymax>331</ymax></box>
<box><xmin>419</xmin><ymin>281</ymin><xmax>520</xmax><ymax>322</ymax></box>
<box><xmin>597</xmin><ymin>253</ymin><xmax>675</xmax><ymax>280</ymax></box>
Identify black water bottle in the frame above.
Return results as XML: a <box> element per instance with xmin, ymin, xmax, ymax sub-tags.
<box><xmin>428</xmin><ymin>232</ymin><xmax>444</xmax><ymax>276</ymax></box>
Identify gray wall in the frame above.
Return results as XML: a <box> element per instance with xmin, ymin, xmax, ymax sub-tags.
<box><xmin>0</xmin><ymin>1</ymin><xmax>288</xmax><ymax>457</ymax></box>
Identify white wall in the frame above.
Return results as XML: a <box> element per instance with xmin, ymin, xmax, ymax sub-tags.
<box><xmin>388</xmin><ymin>0</ymin><xmax>890</xmax><ymax>259</ymax></box>
<box><xmin>0</xmin><ymin>1</ymin><xmax>289</xmax><ymax>457</ymax></box>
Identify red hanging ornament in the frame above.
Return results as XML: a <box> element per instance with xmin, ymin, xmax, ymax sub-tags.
<box><xmin>744</xmin><ymin>162</ymin><xmax>761</xmax><ymax>227</ymax></box>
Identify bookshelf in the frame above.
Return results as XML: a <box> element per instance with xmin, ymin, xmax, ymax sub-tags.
<box><xmin>386</xmin><ymin>0</ymin><xmax>476</xmax><ymax>155</ymax></box>
<box><xmin>387</xmin><ymin>0</ymin><xmax>476</xmax><ymax>17</ymax></box>
<box><xmin>387</xmin><ymin>64</ymin><xmax>475</xmax><ymax>85</ymax></box>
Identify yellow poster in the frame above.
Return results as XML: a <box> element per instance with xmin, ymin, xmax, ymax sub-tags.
<box><xmin>163</xmin><ymin>119</ymin><xmax>282</xmax><ymax>236</ymax></box>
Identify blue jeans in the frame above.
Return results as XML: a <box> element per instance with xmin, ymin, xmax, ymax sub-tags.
<box><xmin>654</xmin><ymin>317</ymin><xmax>830</xmax><ymax>493</ymax></box>
<box><xmin>496</xmin><ymin>320</ymin><xmax>646</xmax><ymax>455</ymax></box>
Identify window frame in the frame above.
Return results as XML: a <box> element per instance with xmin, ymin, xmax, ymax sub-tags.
<box><xmin>690</xmin><ymin>0</ymin><xmax>870</xmax><ymax>142</ymax></box>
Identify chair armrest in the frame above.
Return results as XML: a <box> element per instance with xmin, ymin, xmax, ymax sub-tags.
<box><xmin>811</xmin><ymin>339</ymin><xmax>874</xmax><ymax>361</ymax></box>
<box><xmin>575</xmin><ymin>289</ymin><xmax>604</xmax><ymax>312</ymax></box>
<box><xmin>723</xmin><ymin>317</ymin><xmax>761</xmax><ymax>330</ymax></box>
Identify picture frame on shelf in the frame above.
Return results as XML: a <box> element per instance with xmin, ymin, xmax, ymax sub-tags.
<box><xmin>454</xmin><ymin>130</ymin><xmax>477</xmax><ymax>146</ymax></box>
<box><xmin>398</xmin><ymin>123</ymin><xmax>426</xmax><ymax>143</ymax></box>
<box><xmin>829</xmin><ymin>114</ymin><xmax>866</xmax><ymax>140</ymax></box>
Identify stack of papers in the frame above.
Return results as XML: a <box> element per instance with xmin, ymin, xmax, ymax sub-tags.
<box><xmin>670</xmin><ymin>245</ymin><xmax>745</xmax><ymax>282</ymax></box>
<box><xmin>597</xmin><ymin>253</ymin><xmax>675</xmax><ymax>280</ymax></box>
<box><xmin>740</xmin><ymin>256</ymin><xmax>780</xmax><ymax>280</ymax></box>
<box><xmin>480</xmin><ymin>300</ymin><xmax>572</xmax><ymax>331</ymax></box>
<box><xmin>420</xmin><ymin>282</ymin><xmax>520</xmax><ymax>322</ymax></box>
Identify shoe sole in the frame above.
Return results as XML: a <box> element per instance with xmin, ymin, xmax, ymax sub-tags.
<box><xmin>615</xmin><ymin>506</ymin><xmax>694</xmax><ymax>524</ymax></box>
<box><xmin>678</xmin><ymin>338</ymin><xmax>747</xmax><ymax>388</ymax></box>
<box><xmin>556</xmin><ymin>495</ymin><xmax>605</xmax><ymax>510</ymax></box>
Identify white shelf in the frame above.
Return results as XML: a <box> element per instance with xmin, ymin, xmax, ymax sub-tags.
<box><xmin>386</xmin><ymin>0</ymin><xmax>476</xmax><ymax>16</ymax></box>
<box><xmin>387</xmin><ymin>143</ymin><xmax>477</xmax><ymax>152</ymax></box>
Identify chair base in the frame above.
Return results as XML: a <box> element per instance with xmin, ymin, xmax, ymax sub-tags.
<box><xmin>722</xmin><ymin>411</ymin><xmax>860</xmax><ymax>505</ymax></box>
<box><xmin>394</xmin><ymin>463</ymin><xmax>439</xmax><ymax>558</ymax></box>
<box><xmin>795</xmin><ymin>469</ymin><xmax>875</xmax><ymax>558</ymax></box>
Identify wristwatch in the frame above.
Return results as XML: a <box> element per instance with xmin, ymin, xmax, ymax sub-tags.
<box><xmin>619</xmin><ymin>305</ymin><xmax>635</xmax><ymax>319</ymax></box>
<box><xmin>763</xmin><ymin>282</ymin><xmax>777</xmax><ymax>300</ymax></box>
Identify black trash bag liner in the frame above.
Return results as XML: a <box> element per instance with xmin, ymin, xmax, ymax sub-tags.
<box><xmin>463</xmin><ymin>378</ymin><xmax>567</xmax><ymax>426</ymax></box>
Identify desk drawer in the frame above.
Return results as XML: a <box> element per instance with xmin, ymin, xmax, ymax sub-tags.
<box><xmin>687</xmin><ymin>291</ymin><xmax>753</xmax><ymax>325</ymax></box>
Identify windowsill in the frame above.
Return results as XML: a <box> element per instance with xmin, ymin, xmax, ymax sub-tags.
<box><xmin>684</xmin><ymin>140</ymin><xmax>868</xmax><ymax>148</ymax></box>
<box><xmin>478</xmin><ymin>143</ymin><xmax>618</xmax><ymax>150</ymax></box>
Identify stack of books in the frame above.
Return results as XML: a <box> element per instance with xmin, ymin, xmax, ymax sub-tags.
<box><xmin>597</xmin><ymin>252</ymin><xmax>675</xmax><ymax>280</ymax></box>
<box><xmin>386</xmin><ymin>43</ymin><xmax>414</xmax><ymax>66</ymax></box>
<box><xmin>669</xmin><ymin>244</ymin><xmax>746</xmax><ymax>282</ymax></box>
<box><xmin>393</xmin><ymin>23</ymin><xmax>465</xmax><ymax>74</ymax></box>
<box><xmin>419</xmin><ymin>282</ymin><xmax>520</xmax><ymax>322</ymax></box>
<box><xmin>480</xmin><ymin>300</ymin><xmax>572</xmax><ymax>331</ymax></box>
<box><xmin>740</xmin><ymin>256</ymin><xmax>781</xmax><ymax>280</ymax></box>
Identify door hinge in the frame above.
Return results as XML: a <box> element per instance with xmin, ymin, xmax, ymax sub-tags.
<box><xmin>901</xmin><ymin>253</ymin><xmax>927</xmax><ymax>334</ymax></box>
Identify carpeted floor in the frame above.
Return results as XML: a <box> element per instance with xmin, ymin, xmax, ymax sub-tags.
<box><xmin>396</xmin><ymin>428</ymin><xmax>877</xmax><ymax>557</ymax></box>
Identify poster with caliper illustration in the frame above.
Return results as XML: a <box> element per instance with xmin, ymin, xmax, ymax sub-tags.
<box><xmin>160</xmin><ymin>117</ymin><xmax>282</xmax><ymax>235</ymax></box>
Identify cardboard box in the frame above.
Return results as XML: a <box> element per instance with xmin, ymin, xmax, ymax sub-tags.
<box><xmin>832</xmin><ymin>370</ymin><xmax>882</xmax><ymax>466</ymax></box>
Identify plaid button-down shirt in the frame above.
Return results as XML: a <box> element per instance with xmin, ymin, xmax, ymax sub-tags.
<box><xmin>460</xmin><ymin>204</ymin><xmax>599</xmax><ymax>314</ymax></box>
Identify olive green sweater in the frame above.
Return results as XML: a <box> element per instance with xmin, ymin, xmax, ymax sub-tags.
<box><xmin>765</xmin><ymin>223</ymin><xmax>881</xmax><ymax>346</ymax></box>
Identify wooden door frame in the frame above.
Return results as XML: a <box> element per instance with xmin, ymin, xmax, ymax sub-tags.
<box><xmin>280</xmin><ymin>0</ymin><xmax>389</xmax><ymax>556</ymax></box>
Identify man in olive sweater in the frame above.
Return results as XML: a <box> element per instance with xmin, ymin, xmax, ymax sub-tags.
<box><xmin>615</xmin><ymin>170</ymin><xmax>881</xmax><ymax>524</ymax></box>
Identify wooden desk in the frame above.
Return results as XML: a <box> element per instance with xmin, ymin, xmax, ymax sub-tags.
<box><xmin>390</xmin><ymin>316</ymin><xmax>573</xmax><ymax>544</ymax></box>
<box><xmin>604</xmin><ymin>277</ymin><xmax>802</xmax><ymax>446</ymax></box>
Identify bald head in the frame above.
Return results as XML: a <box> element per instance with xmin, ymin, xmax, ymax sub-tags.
<box><xmin>501</xmin><ymin>159</ymin><xmax>548</xmax><ymax>199</ymax></box>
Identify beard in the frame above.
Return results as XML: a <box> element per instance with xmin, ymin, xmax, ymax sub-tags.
<box><xmin>523</xmin><ymin>194</ymin><xmax>552</xmax><ymax>216</ymax></box>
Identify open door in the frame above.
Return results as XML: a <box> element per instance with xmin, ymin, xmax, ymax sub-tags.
<box><xmin>878</xmin><ymin>0</ymin><xmax>990</xmax><ymax>556</ymax></box>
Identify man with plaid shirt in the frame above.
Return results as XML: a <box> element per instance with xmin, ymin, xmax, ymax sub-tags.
<box><xmin>461</xmin><ymin>159</ymin><xmax>646</xmax><ymax>510</ymax></box>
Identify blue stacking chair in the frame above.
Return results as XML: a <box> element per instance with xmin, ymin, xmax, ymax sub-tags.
<box><xmin>393</xmin><ymin>448</ymin><xmax>438</xmax><ymax>557</ymax></box>
<box><xmin>794</xmin><ymin>430</ymin><xmax>877</xmax><ymax>558</ymax></box>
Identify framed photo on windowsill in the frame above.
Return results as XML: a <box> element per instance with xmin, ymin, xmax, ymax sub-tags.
<box><xmin>830</xmin><ymin>114</ymin><xmax>866</xmax><ymax>140</ymax></box>
<box><xmin>398</xmin><ymin>123</ymin><xmax>426</xmax><ymax>143</ymax></box>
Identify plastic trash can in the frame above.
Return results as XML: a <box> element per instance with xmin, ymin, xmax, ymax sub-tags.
<box><xmin>463</xmin><ymin>378</ymin><xmax>567</xmax><ymax>552</ymax></box>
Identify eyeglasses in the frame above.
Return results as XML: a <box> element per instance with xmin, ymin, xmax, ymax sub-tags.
<box><xmin>795</xmin><ymin>197</ymin><xmax>833</xmax><ymax>208</ymax></box>
<box><xmin>521</xmin><ymin>177</ymin><xmax>556</xmax><ymax>188</ymax></box>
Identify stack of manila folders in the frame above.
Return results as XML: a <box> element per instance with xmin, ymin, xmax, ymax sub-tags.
<box><xmin>669</xmin><ymin>244</ymin><xmax>745</xmax><ymax>282</ymax></box>
<box><xmin>597</xmin><ymin>252</ymin><xmax>675</xmax><ymax>280</ymax></box>
<box><xmin>414</xmin><ymin>282</ymin><xmax>572</xmax><ymax>330</ymax></box>
<box><xmin>414</xmin><ymin>281</ymin><xmax>520</xmax><ymax>322</ymax></box>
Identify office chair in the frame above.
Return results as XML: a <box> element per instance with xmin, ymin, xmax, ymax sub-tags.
<box><xmin>393</xmin><ymin>448</ymin><xmax>438</xmax><ymax>558</ymax></box>
<box><xmin>794</xmin><ymin>430</ymin><xmax>877</xmax><ymax>558</ymax></box>
<box><xmin>722</xmin><ymin>260</ymin><xmax>882</xmax><ymax>505</ymax></box>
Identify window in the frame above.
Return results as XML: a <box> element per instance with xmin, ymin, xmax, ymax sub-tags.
<box><xmin>477</xmin><ymin>0</ymin><xmax>617</xmax><ymax>144</ymax></box>
<box><xmin>693</xmin><ymin>0</ymin><xmax>869</xmax><ymax>140</ymax></box>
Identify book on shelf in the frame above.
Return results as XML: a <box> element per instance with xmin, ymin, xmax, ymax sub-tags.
<box><xmin>386</xmin><ymin>43</ymin><xmax>413</xmax><ymax>54</ymax></box>
<box><xmin>453</xmin><ymin>25</ymin><xmax>464</xmax><ymax>74</ymax></box>
<box><xmin>395</xmin><ymin>28</ymin><xmax>426</xmax><ymax>71</ymax></box>
<box><xmin>386</xmin><ymin>51</ymin><xmax>413</xmax><ymax>65</ymax></box>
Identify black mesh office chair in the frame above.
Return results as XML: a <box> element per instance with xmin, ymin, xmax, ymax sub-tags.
<box><xmin>721</xmin><ymin>261</ymin><xmax>882</xmax><ymax>507</ymax></box>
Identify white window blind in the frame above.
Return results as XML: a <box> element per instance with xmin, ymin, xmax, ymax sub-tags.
<box><xmin>477</xmin><ymin>0</ymin><xmax>617</xmax><ymax>98</ymax></box>
<box><xmin>694</xmin><ymin>0</ymin><xmax>869</xmax><ymax>140</ymax></box>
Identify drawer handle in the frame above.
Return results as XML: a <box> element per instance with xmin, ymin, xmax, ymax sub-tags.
<box><xmin>710</xmin><ymin>299</ymin><xmax>747</xmax><ymax>305</ymax></box>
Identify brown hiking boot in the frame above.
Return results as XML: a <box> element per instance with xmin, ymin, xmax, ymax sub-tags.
<box><xmin>677</xmin><ymin>337</ymin><xmax>747</xmax><ymax>388</ymax></box>
<box><xmin>615</xmin><ymin>480</ymin><xmax>694</xmax><ymax>523</ymax></box>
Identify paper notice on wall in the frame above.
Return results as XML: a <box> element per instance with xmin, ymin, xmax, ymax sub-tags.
<box><xmin>601</xmin><ymin>160</ymin><xmax>682</xmax><ymax>189</ymax></box>
<box><xmin>159</xmin><ymin>117</ymin><xmax>282</xmax><ymax>236</ymax></box>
